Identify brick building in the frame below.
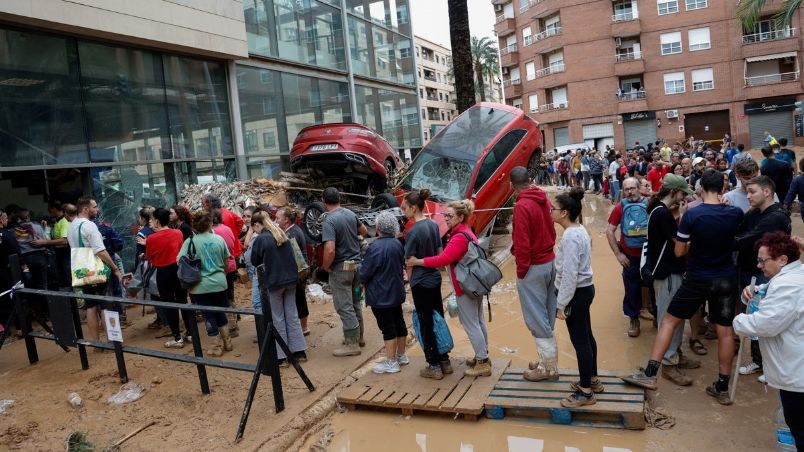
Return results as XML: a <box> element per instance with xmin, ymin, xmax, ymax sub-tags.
<box><xmin>494</xmin><ymin>0</ymin><xmax>804</xmax><ymax>151</ymax></box>
<box><xmin>415</xmin><ymin>37</ymin><xmax>458</xmax><ymax>143</ymax></box>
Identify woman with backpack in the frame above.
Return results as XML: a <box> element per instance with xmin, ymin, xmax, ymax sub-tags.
<box><xmin>551</xmin><ymin>187</ymin><xmax>598</xmax><ymax>407</ymax></box>
<box><xmin>407</xmin><ymin>200</ymin><xmax>491</xmax><ymax>377</ymax></box>
<box><xmin>250</xmin><ymin>211</ymin><xmax>306</xmax><ymax>367</ymax></box>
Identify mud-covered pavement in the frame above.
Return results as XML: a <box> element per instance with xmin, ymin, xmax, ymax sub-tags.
<box><xmin>0</xmin><ymin>189</ymin><xmax>802</xmax><ymax>451</ymax></box>
<box><xmin>298</xmin><ymin>190</ymin><xmax>804</xmax><ymax>452</ymax></box>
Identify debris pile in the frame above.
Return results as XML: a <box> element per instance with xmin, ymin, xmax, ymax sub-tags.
<box><xmin>181</xmin><ymin>178</ymin><xmax>291</xmax><ymax>212</ymax></box>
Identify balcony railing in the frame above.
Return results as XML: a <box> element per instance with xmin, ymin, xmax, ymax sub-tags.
<box><xmin>615</xmin><ymin>51</ymin><xmax>642</xmax><ymax>62</ymax></box>
<box><xmin>532</xmin><ymin>63</ymin><xmax>565</xmax><ymax>79</ymax></box>
<box><xmin>503</xmin><ymin>78</ymin><xmax>522</xmax><ymax>87</ymax></box>
<box><xmin>539</xmin><ymin>101</ymin><xmax>569</xmax><ymax>112</ymax></box>
<box><xmin>612</xmin><ymin>11</ymin><xmax>638</xmax><ymax>22</ymax></box>
<box><xmin>495</xmin><ymin>14</ymin><xmax>514</xmax><ymax>23</ymax></box>
<box><xmin>500</xmin><ymin>43</ymin><xmax>518</xmax><ymax>55</ymax></box>
<box><xmin>423</xmin><ymin>75</ymin><xmax>436</xmax><ymax>82</ymax></box>
<box><xmin>744</xmin><ymin>71</ymin><xmax>800</xmax><ymax>86</ymax></box>
<box><xmin>520</xmin><ymin>0</ymin><xmax>543</xmax><ymax>12</ymax></box>
<box><xmin>534</xmin><ymin>26</ymin><xmax>562</xmax><ymax>42</ymax></box>
<box><xmin>617</xmin><ymin>91</ymin><xmax>646</xmax><ymax>101</ymax></box>
<box><xmin>426</xmin><ymin>95</ymin><xmax>438</xmax><ymax>101</ymax></box>
<box><xmin>742</xmin><ymin>28</ymin><xmax>796</xmax><ymax>44</ymax></box>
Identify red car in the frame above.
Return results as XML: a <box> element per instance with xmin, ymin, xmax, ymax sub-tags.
<box><xmin>290</xmin><ymin>123</ymin><xmax>402</xmax><ymax>192</ymax></box>
<box><xmin>395</xmin><ymin>102</ymin><xmax>541</xmax><ymax>242</ymax></box>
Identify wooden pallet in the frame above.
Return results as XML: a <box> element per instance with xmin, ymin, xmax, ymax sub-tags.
<box><xmin>484</xmin><ymin>368</ymin><xmax>645</xmax><ymax>430</ymax></box>
<box><xmin>337</xmin><ymin>357</ymin><xmax>510</xmax><ymax>420</ymax></box>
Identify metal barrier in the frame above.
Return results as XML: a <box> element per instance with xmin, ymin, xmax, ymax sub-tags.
<box><xmin>2</xmin><ymin>254</ymin><xmax>314</xmax><ymax>441</ymax></box>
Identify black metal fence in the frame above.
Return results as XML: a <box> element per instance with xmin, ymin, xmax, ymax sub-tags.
<box><xmin>2</xmin><ymin>254</ymin><xmax>314</xmax><ymax>441</ymax></box>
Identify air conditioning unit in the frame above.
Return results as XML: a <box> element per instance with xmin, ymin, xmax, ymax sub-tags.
<box><xmin>615</xmin><ymin>37</ymin><xmax>622</xmax><ymax>47</ymax></box>
<box><xmin>502</xmin><ymin>67</ymin><xmax>509</xmax><ymax>75</ymax></box>
<box><xmin>494</xmin><ymin>4</ymin><xmax>503</xmax><ymax>12</ymax></box>
<box><xmin>666</xmin><ymin>109</ymin><xmax>679</xmax><ymax>118</ymax></box>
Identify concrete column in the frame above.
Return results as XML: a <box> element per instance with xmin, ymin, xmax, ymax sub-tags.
<box><xmin>227</xmin><ymin>60</ymin><xmax>248</xmax><ymax>180</ymax></box>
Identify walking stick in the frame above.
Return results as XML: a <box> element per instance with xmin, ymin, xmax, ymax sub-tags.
<box><xmin>729</xmin><ymin>335</ymin><xmax>743</xmax><ymax>403</ymax></box>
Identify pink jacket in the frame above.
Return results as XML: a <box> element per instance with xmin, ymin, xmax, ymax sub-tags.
<box><xmin>422</xmin><ymin>223</ymin><xmax>476</xmax><ymax>297</ymax></box>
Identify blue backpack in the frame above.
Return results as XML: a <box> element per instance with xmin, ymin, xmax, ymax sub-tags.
<box><xmin>620</xmin><ymin>198</ymin><xmax>649</xmax><ymax>248</ymax></box>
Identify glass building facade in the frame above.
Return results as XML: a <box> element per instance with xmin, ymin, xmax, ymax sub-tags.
<box><xmin>242</xmin><ymin>0</ymin><xmax>422</xmax><ymax>177</ymax></box>
<box><xmin>0</xmin><ymin>0</ymin><xmax>422</xmax><ymax>269</ymax></box>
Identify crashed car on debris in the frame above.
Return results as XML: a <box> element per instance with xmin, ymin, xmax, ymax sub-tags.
<box><xmin>290</xmin><ymin>123</ymin><xmax>403</xmax><ymax>193</ymax></box>
<box><xmin>395</xmin><ymin>102</ymin><xmax>541</xmax><ymax>245</ymax></box>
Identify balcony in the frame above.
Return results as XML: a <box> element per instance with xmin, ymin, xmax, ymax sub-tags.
<box><xmin>612</xmin><ymin>11</ymin><xmax>638</xmax><ymax>22</ymax></box>
<box><xmin>534</xmin><ymin>102</ymin><xmax>571</xmax><ymax>122</ymax></box>
<box><xmin>500</xmin><ymin>44</ymin><xmax>519</xmax><ymax>66</ymax></box>
<box><xmin>611</xmin><ymin>15</ymin><xmax>641</xmax><ymax>37</ymax></box>
<box><xmin>503</xmin><ymin>78</ymin><xmax>522</xmax><ymax>98</ymax></box>
<box><xmin>534</xmin><ymin>26</ymin><xmax>562</xmax><ymax>42</ymax></box>
<box><xmin>742</xmin><ymin>28</ymin><xmax>796</xmax><ymax>44</ymax></box>
<box><xmin>618</xmin><ymin>97</ymin><xmax>648</xmax><ymax>114</ymax></box>
<box><xmin>423</xmin><ymin>74</ymin><xmax>437</xmax><ymax>82</ymax></box>
<box><xmin>614</xmin><ymin>52</ymin><xmax>644</xmax><ymax>75</ymax></box>
<box><xmin>744</xmin><ymin>71</ymin><xmax>800</xmax><ymax>86</ymax></box>
<box><xmin>618</xmin><ymin>90</ymin><xmax>646</xmax><ymax>101</ymax></box>
<box><xmin>532</xmin><ymin>63</ymin><xmax>565</xmax><ymax>79</ymax></box>
<box><xmin>495</xmin><ymin>16</ymin><xmax>516</xmax><ymax>36</ymax></box>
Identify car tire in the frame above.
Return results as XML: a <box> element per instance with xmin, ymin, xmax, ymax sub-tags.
<box><xmin>370</xmin><ymin>192</ymin><xmax>399</xmax><ymax>210</ymax></box>
<box><xmin>383</xmin><ymin>158</ymin><xmax>395</xmax><ymax>174</ymax></box>
<box><xmin>527</xmin><ymin>148</ymin><xmax>542</xmax><ymax>179</ymax></box>
<box><xmin>302</xmin><ymin>201</ymin><xmax>328</xmax><ymax>243</ymax></box>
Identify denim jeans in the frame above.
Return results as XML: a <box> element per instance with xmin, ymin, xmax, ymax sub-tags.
<box><xmin>191</xmin><ymin>290</ymin><xmax>228</xmax><ymax>336</ymax></box>
<box><xmin>610</xmin><ymin>179</ymin><xmax>621</xmax><ymax>201</ymax></box>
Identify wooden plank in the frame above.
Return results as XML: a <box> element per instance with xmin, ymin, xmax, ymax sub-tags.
<box><xmin>398</xmin><ymin>393</ymin><xmax>420</xmax><ymax>408</ymax></box>
<box><xmin>338</xmin><ymin>384</ymin><xmax>372</xmax><ymax>403</ymax></box>
<box><xmin>485</xmin><ymin>396</ymin><xmax>644</xmax><ymax>415</ymax></box>
<box><xmin>503</xmin><ymin>368</ymin><xmax>626</xmax><ymax>378</ymax></box>
<box><xmin>411</xmin><ymin>387</ymin><xmax>441</xmax><ymax>409</ymax></box>
<box><xmin>424</xmin><ymin>386</ymin><xmax>457</xmax><ymax>410</ymax></box>
<box><xmin>488</xmin><ymin>389</ymin><xmax>644</xmax><ymax>404</ymax></box>
<box><xmin>494</xmin><ymin>380</ymin><xmax>641</xmax><ymax>395</ymax></box>
<box><xmin>440</xmin><ymin>377</ymin><xmax>475</xmax><ymax>410</ymax></box>
<box><xmin>454</xmin><ymin>359</ymin><xmax>510</xmax><ymax>413</ymax></box>
<box><xmin>358</xmin><ymin>387</ymin><xmax>384</xmax><ymax>403</ymax></box>
<box><xmin>385</xmin><ymin>391</ymin><xmax>408</xmax><ymax>405</ymax></box>
<box><xmin>368</xmin><ymin>389</ymin><xmax>396</xmax><ymax>405</ymax></box>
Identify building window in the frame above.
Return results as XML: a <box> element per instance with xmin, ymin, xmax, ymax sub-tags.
<box><xmin>400</xmin><ymin>47</ymin><xmax>411</xmax><ymax>58</ymax></box>
<box><xmin>263</xmin><ymin>131</ymin><xmax>276</xmax><ymax>147</ymax></box>
<box><xmin>260</xmin><ymin>70</ymin><xmax>272</xmax><ymax>84</ymax></box>
<box><xmin>657</xmin><ymin>0</ymin><xmax>679</xmax><ymax>15</ymax></box>
<box><xmin>686</xmin><ymin>0</ymin><xmax>707</xmax><ymax>9</ymax></box>
<box><xmin>660</xmin><ymin>32</ymin><xmax>682</xmax><ymax>55</ymax></box>
<box><xmin>692</xmin><ymin>68</ymin><xmax>714</xmax><ymax>91</ymax></box>
<box><xmin>688</xmin><ymin>27</ymin><xmax>711</xmax><ymax>51</ymax></box>
<box><xmin>439</xmin><ymin>92</ymin><xmax>443</xmax><ymax>101</ymax></box>
<box><xmin>528</xmin><ymin>94</ymin><xmax>538</xmax><ymax>113</ymax></box>
<box><xmin>663</xmin><ymin>72</ymin><xmax>685</xmax><ymax>94</ymax></box>
<box><xmin>445</xmin><ymin>93</ymin><xmax>449</xmax><ymax>102</ymax></box>
<box><xmin>245</xmin><ymin>130</ymin><xmax>258</xmax><ymax>152</ymax></box>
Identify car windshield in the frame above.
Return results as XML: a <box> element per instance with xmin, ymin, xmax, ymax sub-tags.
<box><xmin>400</xmin><ymin>106</ymin><xmax>517</xmax><ymax>201</ymax></box>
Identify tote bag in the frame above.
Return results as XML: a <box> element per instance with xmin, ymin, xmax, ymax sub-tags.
<box><xmin>177</xmin><ymin>237</ymin><xmax>202</xmax><ymax>289</ymax></box>
<box><xmin>412</xmin><ymin>310</ymin><xmax>454</xmax><ymax>356</ymax></box>
<box><xmin>71</xmin><ymin>221</ymin><xmax>110</xmax><ymax>287</ymax></box>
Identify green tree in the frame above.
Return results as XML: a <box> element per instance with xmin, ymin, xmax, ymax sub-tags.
<box><xmin>736</xmin><ymin>0</ymin><xmax>801</xmax><ymax>32</ymax></box>
<box><xmin>471</xmin><ymin>36</ymin><xmax>500</xmax><ymax>102</ymax></box>
<box><xmin>448</xmin><ymin>0</ymin><xmax>475</xmax><ymax>113</ymax></box>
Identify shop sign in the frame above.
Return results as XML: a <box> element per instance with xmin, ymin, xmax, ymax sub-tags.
<box><xmin>744</xmin><ymin>99</ymin><xmax>797</xmax><ymax>115</ymax></box>
<box><xmin>796</xmin><ymin>115</ymin><xmax>803</xmax><ymax>137</ymax></box>
<box><xmin>622</xmin><ymin>111</ymin><xmax>656</xmax><ymax>121</ymax></box>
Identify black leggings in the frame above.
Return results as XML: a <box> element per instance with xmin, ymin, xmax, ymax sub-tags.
<box><xmin>371</xmin><ymin>305</ymin><xmax>406</xmax><ymax>341</ymax></box>
<box><xmin>411</xmin><ymin>284</ymin><xmax>447</xmax><ymax>365</ymax></box>
<box><xmin>295</xmin><ymin>281</ymin><xmax>309</xmax><ymax>319</ymax></box>
<box><xmin>155</xmin><ymin>264</ymin><xmax>192</xmax><ymax>341</ymax></box>
<box><xmin>565</xmin><ymin>285</ymin><xmax>598</xmax><ymax>388</ymax></box>
<box><xmin>781</xmin><ymin>389</ymin><xmax>804</xmax><ymax>450</ymax></box>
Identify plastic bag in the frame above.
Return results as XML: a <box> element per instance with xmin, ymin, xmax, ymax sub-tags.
<box><xmin>0</xmin><ymin>399</ymin><xmax>13</xmax><ymax>414</ymax></box>
<box><xmin>71</xmin><ymin>221</ymin><xmax>110</xmax><ymax>287</ymax></box>
<box><xmin>107</xmin><ymin>382</ymin><xmax>145</xmax><ymax>405</ymax></box>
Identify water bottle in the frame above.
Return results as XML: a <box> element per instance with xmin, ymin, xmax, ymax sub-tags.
<box><xmin>774</xmin><ymin>403</ymin><xmax>796</xmax><ymax>451</ymax></box>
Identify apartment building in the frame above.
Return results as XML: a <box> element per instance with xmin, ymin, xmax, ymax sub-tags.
<box><xmin>494</xmin><ymin>0</ymin><xmax>804</xmax><ymax>151</ymax></box>
<box><xmin>0</xmin><ymin>0</ymin><xmax>421</xmax><ymax>268</ymax></box>
<box><xmin>415</xmin><ymin>37</ymin><xmax>457</xmax><ymax>143</ymax></box>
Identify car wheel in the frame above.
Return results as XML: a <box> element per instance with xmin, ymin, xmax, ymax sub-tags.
<box><xmin>383</xmin><ymin>158</ymin><xmax>395</xmax><ymax>174</ymax></box>
<box><xmin>302</xmin><ymin>202</ymin><xmax>328</xmax><ymax>243</ymax></box>
<box><xmin>527</xmin><ymin>148</ymin><xmax>542</xmax><ymax>179</ymax></box>
<box><xmin>370</xmin><ymin>192</ymin><xmax>399</xmax><ymax>210</ymax></box>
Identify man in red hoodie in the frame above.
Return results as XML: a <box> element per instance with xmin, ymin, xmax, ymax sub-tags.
<box><xmin>510</xmin><ymin>166</ymin><xmax>558</xmax><ymax>382</ymax></box>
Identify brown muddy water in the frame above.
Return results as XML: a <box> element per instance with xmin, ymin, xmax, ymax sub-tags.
<box><xmin>300</xmin><ymin>190</ymin><xmax>803</xmax><ymax>452</ymax></box>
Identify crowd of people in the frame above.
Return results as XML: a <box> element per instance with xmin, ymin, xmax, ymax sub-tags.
<box><xmin>0</xmin><ymin>131</ymin><xmax>802</xmax><ymax>449</ymax></box>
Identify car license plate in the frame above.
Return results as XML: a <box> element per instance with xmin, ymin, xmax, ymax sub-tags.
<box><xmin>309</xmin><ymin>144</ymin><xmax>338</xmax><ymax>151</ymax></box>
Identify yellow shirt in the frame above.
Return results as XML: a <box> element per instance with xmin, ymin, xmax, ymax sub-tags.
<box><xmin>53</xmin><ymin>217</ymin><xmax>69</xmax><ymax>239</ymax></box>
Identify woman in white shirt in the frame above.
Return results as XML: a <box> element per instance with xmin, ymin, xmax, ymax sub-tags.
<box><xmin>552</xmin><ymin>187</ymin><xmax>598</xmax><ymax>407</ymax></box>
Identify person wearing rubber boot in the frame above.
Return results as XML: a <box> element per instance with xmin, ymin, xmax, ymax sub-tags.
<box><xmin>321</xmin><ymin>187</ymin><xmax>368</xmax><ymax>357</ymax></box>
<box><xmin>509</xmin><ymin>167</ymin><xmax>559</xmax><ymax>382</ymax></box>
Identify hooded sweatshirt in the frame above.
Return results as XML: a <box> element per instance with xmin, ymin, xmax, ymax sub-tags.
<box><xmin>511</xmin><ymin>187</ymin><xmax>556</xmax><ymax>279</ymax></box>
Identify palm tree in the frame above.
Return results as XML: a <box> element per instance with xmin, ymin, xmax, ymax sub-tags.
<box><xmin>471</xmin><ymin>36</ymin><xmax>500</xmax><ymax>102</ymax></box>
<box><xmin>736</xmin><ymin>0</ymin><xmax>801</xmax><ymax>32</ymax></box>
<box><xmin>447</xmin><ymin>0</ymin><xmax>475</xmax><ymax>113</ymax></box>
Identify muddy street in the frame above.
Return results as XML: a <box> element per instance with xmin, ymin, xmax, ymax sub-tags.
<box><xmin>298</xmin><ymin>190</ymin><xmax>803</xmax><ymax>452</ymax></box>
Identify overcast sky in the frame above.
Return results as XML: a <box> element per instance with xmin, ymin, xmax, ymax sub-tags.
<box><xmin>409</xmin><ymin>0</ymin><xmax>497</xmax><ymax>49</ymax></box>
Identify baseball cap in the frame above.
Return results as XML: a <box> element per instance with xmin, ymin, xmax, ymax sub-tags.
<box><xmin>662</xmin><ymin>174</ymin><xmax>694</xmax><ymax>195</ymax></box>
<box><xmin>692</xmin><ymin>156</ymin><xmax>706</xmax><ymax>166</ymax></box>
